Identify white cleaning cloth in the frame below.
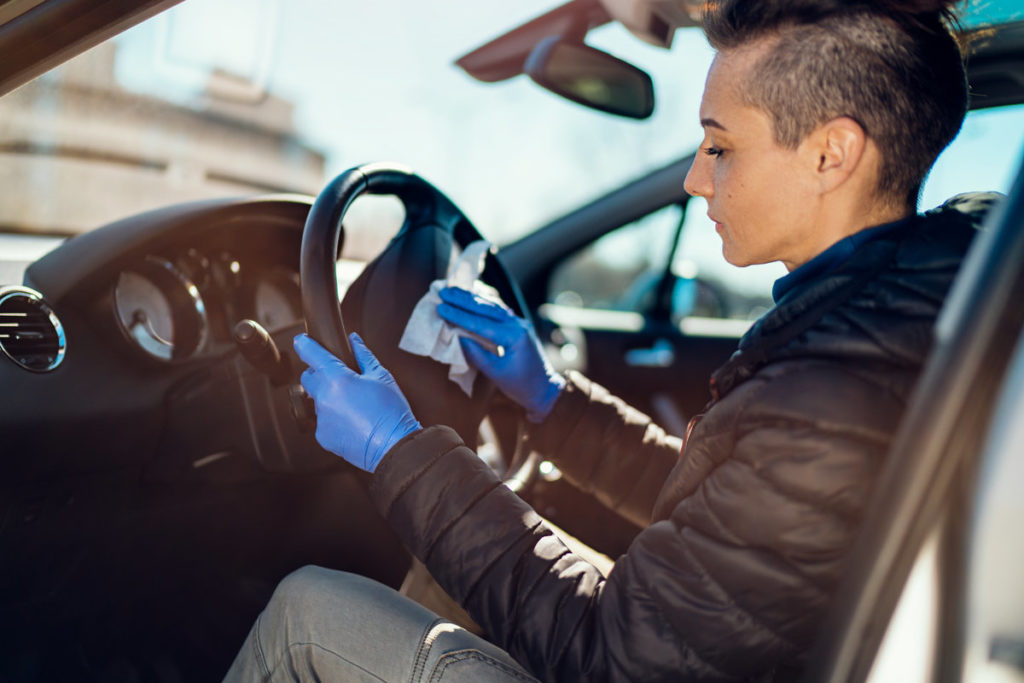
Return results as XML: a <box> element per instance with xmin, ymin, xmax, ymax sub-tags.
<box><xmin>398</xmin><ymin>239</ymin><xmax>501</xmax><ymax>396</ymax></box>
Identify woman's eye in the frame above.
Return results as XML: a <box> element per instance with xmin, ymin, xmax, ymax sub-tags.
<box><xmin>703</xmin><ymin>146</ymin><xmax>724</xmax><ymax>158</ymax></box>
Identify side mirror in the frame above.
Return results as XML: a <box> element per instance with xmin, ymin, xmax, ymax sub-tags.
<box><xmin>524</xmin><ymin>36</ymin><xmax>655</xmax><ymax>119</ymax></box>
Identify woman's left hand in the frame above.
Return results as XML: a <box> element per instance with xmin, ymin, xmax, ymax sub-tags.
<box><xmin>294</xmin><ymin>332</ymin><xmax>422</xmax><ymax>472</ymax></box>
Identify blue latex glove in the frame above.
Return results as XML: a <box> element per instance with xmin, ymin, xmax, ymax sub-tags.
<box><xmin>294</xmin><ymin>332</ymin><xmax>421</xmax><ymax>472</ymax></box>
<box><xmin>437</xmin><ymin>286</ymin><xmax>565</xmax><ymax>422</ymax></box>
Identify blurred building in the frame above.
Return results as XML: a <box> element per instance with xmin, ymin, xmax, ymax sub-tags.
<box><xmin>0</xmin><ymin>42</ymin><xmax>325</xmax><ymax>237</ymax></box>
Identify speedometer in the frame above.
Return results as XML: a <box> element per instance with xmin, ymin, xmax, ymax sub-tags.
<box><xmin>114</xmin><ymin>256</ymin><xmax>208</xmax><ymax>361</ymax></box>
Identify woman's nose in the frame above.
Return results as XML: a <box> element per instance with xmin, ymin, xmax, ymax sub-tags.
<box><xmin>684</xmin><ymin>155</ymin><xmax>711</xmax><ymax>198</ymax></box>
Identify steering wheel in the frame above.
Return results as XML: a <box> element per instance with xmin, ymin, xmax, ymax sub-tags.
<box><xmin>299</xmin><ymin>162</ymin><xmax>532</xmax><ymax>471</ymax></box>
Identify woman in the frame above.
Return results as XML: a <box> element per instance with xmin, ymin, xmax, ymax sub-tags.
<box><xmin>227</xmin><ymin>1</ymin><xmax>991</xmax><ymax>680</ymax></box>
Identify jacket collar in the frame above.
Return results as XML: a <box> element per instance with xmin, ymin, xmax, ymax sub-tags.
<box><xmin>771</xmin><ymin>216</ymin><xmax>912</xmax><ymax>303</ymax></box>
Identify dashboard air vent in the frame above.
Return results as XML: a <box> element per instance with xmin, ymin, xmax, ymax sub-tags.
<box><xmin>0</xmin><ymin>286</ymin><xmax>66</xmax><ymax>372</ymax></box>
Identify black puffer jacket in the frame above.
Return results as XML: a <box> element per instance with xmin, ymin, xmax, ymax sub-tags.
<box><xmin>368</xmin><ymin>194</ymin><xmax>998</xmax><ymax>682</ymax></box>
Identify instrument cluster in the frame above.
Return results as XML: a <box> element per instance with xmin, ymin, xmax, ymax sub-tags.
<box><xmin>112</xmin><ymin>246</ymin><xmax>301</xmax><ymax>362</ymax></box>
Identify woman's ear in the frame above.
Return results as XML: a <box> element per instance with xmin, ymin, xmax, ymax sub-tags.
<box><xmin>805</xmin><ymin>116</ymin><xmax>869</xmax><ymax>193</ymax></box>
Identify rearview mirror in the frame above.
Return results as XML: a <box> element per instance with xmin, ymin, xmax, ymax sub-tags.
<box><xmin>524</xmin><ymin>36</ymin><xmax>655</xmax><ymax>119</ymax></box>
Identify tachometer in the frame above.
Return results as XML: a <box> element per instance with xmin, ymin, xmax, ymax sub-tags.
<box><xmin>114</xmin><ymin>256</ymin><xmax>208</xmax><ymax>361</ymax></box>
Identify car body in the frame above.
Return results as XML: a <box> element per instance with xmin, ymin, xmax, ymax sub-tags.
<box><xmin>1</xmin><ymin>1</ymin><xmax>1023</xmax><ymax>681</ymax></box>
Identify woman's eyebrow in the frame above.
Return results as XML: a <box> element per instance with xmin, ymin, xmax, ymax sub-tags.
<box><xmin>701</xmin><ymin>117</ymin><xmax>728</xmax><ymax>131</ymax></box>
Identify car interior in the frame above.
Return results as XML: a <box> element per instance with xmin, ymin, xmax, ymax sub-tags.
<box><xmin>1</xmin><ymin>1</ymin><xmax>1023</xmax><ymax>681</ymax></box>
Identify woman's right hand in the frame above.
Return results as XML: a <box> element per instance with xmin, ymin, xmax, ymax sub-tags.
<box><xmin>437</xmin><ymin>286</ymin><xmax>564</xmax><ymax>422</ymax></box>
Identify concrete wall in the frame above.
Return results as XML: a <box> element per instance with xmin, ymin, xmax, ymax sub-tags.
<box><xmin>0</xmin><ymin>42</ymin><xmax>325</xmax><ymax>237</ymax></box>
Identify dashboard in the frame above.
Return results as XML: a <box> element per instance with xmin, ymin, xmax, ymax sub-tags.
<box><xmin>0</xmin><ymin>195</ymin><xmax>335</xmax><ymax>484</ymax></box>
<box><xmin>0</xmin><ymin>196</ymin><xmax>416</xmax><ymax>676</ymax></box>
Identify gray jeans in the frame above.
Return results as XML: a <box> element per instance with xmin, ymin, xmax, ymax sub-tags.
<box><xmin>223</xmin><ymin>566</ymin><xmax>538</xmax><ymax>682</ymax></box>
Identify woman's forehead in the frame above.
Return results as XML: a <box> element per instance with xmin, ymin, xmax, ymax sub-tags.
<box><xmin>700</xmin><ymin>47</ymin><xmax>772</xmax><ymax>129</ymax></box>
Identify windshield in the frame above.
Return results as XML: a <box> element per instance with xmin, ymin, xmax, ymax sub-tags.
<box><xmin>0</xmin><ymin>0</ymin><xmax>714</xmax><ymax>252</ymax></box>
<box><xmin>1</xmin><ymin>0</ymin><xmax>1022</xmax><ymax>271</ymax></box>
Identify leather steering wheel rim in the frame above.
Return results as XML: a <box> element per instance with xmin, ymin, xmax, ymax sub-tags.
<box><xmin>299</xmin><ymin>162</ymin><xmax>534</xmax><ymax>480</ymax></box>
<box><xmin>300</xmin><ymin>162</ymin><xmax>529</xmax><ymax>367</ymax></box>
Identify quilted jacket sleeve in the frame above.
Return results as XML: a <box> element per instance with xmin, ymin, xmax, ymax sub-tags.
<box><xmin>368</xmin><ymin>359</ymin><xmax>896</xmax><ymax>682</ymax></box>
<box><xmin>527</xmin><ymin>371</ymin><xmax>682</xmax><ymax>527</ymax></box>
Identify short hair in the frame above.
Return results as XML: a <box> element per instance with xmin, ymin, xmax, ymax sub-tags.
<box><xmin>702</xmin><ymin>0</ymin><xmax>968</xmax><ymax>209</ymax></box>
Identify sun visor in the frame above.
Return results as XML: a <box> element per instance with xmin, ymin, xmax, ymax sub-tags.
<box><xmin>455</xmin><ymin>0</ymin><xmax>612</xmax><ymax>83</ymax></box>
<box><xmin>596</xmin><ymin>0</ymin><xmax>703</xmax><ymax>48</ymax></box>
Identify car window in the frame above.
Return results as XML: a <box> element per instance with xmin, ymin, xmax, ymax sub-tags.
<box><xmin>920</xmin><ymin>103</ymin><xmax>1024</xmax><ymax>210</ymax></box>
<box><xmin>548</xmin><ymin>205</ymin><xmax>681</xmax><ymax>311</ymax></box>
<box><xmin>546</xmin><ymin>201</ymin><xmax>782</xmax><ymax>334</ymax></box>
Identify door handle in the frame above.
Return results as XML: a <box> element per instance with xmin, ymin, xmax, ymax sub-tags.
<box><xmin>624</xmin><ymin>338</ymin><xmax>676</xmax><ymax>368</ymax></box>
